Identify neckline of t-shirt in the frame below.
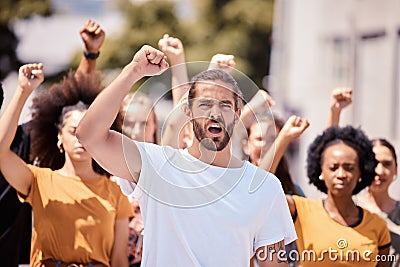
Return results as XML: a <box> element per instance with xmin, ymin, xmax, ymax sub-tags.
<box><xmin>321</xmin><ymin>199</ymin><xmax>364</xmax><ymax>228</ymax></box>
<box><xmin>54</xmin><ymin>170</ymin><xmax>104</xmax><ymax>184</ymax></box>
<box><xmin>180</xmin><ymin>148</ymin><xmax>247</xmax><ymax>171</ymax></box>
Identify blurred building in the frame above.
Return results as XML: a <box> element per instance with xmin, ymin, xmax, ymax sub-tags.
<box><xmin>269</xmin><ymin>0</ymin><xmax>400</xmax><ymax>198</ymax></box>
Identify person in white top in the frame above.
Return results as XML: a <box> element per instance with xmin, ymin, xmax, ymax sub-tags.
<box><xmin>76</xmin><ymin>45</ymin><xmax>297</xmax><ymax>267</ymax></box>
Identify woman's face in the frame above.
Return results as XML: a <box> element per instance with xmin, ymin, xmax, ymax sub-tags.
<box><xmin>58</xmin><ymin>110</ymin><xmax>91</xmax><ymax>162</ymax></box>
<box><xmin>370</xmin><ymin>144</ymin><xmax>397</xmax><ymax>192</ymax></box>
<box><xmin>246</xmin><ymin>121</ymin><xmax>277</xmax><ymax>165</ymax></box>
<box><xmin>320</xmin><ymin>142</ymin><xmax>361</xmax><ymax>197</ymax></box>
<box><xmin>123</xmin><ymin>104</ymin><xmax>156</xmax><ymax>143</ymax></box>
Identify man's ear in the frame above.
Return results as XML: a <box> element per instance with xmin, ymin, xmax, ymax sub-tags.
<box><xmin>182</xmin><ymin>102</ymin><xmax>192</xmax><ymax>119</ymax></box>
<box><xmin>234</xmin><ymin>108</ymin><xmax>242</xmax><ymax>124</ymax></box>
<box><xmin>241</xmin><ymin>138</ymin><xmax>249</xmax><ymax>156</ymax></box>
<box><xmin>236</xmin><ymin>108</ymin><xmax>242</xmax><ymax>118</ymax></box>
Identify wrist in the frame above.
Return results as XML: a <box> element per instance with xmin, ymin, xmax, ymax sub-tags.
<box><xmin>123</xmin><ymin>62</ymin><xmax>144</xmax><ymax>82</ymax></box>
<box><xmin>83</xmin><ymin>50</ymin><xmax>100</xmax><ymax>60</ymax></box>
<box><xmin>330</xmin><ymin>107</ymin><xmax>342</xmax><ymax>115</ymax></box>
<box><xmin>16</xmin><ymin>86</ymin><xmax>33</xmax><ymax>98</ymax></box>
<box><xmin>169</xmin><ymin>54</ymin><xmax>185</xmax><ymax>66</ymax></box>
<box><xmin>276</xmin><ymin>131</ymin><xmax>293</xmax><ymax>146</ymax></box>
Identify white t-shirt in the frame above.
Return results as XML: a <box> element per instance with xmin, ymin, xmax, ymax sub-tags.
<box><xmin>112</xmin><ymin>176</ymin><xmax>136</xmax><ymax>197</ymax></box>
<box><xmin>131</xmin><ymin>142</ymin><xmax>296</xmax><ymax>267</ymax></box>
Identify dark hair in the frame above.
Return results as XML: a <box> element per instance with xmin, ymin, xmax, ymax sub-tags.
<box><xmin>30</xmin><ymin>71</ymin><xmax>122</xmax><ymax>177</ymax></box>
<box><xmin>307</xmin><ymin>125</ymin><xmax>377</xmax><ymax>195</ymax></box>
<box><xmin>275</xmin><ymin>157</ymin><xmax>298</xmax><ymax>195</ymax></box>
<box><xmin>0</xmin><ymin>83</ymin><xmax>4</xmax><ymax>109</ymax></box>
<box><xmin>187</xmin><ymin>69</ymin><xmax>244</xmax><ymax>111</ymax></box>
<box><xmin>372</xmin><ymin>138</ymin><xmax>398</xmax><ymax>167</ymax></box>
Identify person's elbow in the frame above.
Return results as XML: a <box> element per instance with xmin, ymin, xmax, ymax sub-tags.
<box><xmin>76</xmin><ymin>121</ymin><xmax>91</xmax><ymax>147</ymax></box>
<box><xmin>76</xmin><ymin>119</ymin><xmax>109</xmax><ymax>151</ymax></box>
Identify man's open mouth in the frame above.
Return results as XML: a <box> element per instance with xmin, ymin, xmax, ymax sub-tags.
<box><xmin>208</xmin><ymin>124</ymin><xmax>222</xmax><ymax>134</ymax></box>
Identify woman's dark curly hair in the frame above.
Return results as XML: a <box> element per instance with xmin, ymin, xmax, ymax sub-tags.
<box><xmin>29</xmin><ymin>71</ymin><xmax>122</xmax><ymax>177</ymax></box>
<box><xmin>307</xmin><ymin>125</ymin><xmax>377</xmax><ymax>195</ymax></box>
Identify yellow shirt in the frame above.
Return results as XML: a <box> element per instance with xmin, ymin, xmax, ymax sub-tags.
<box><xmin>293</xmin><ymin>195</ymin><xmax>391</xmax><ymax>267</ymax></box>
<box><xmin>20</xmin><ymin>165</ymin><xmax>134</xmax><ymax>267</ymax></box>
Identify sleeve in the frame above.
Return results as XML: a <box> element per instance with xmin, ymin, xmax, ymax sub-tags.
<box><xmin>132</xmin><ymin>141</ymin><xmax>163</xmax><ymax>200</ymax></box>
<box><xmin>254</xmin><ymin>179</ymin><xmax>297</xmax><ymax>252</ymax></box>
<box><xmin>377</xmin><ymin>216</ymin><xmax>391</xmax><ymax>250</ymax></box>
<box><xmin>113</xmin><ymin>183</ymin><xmax>135</xmax><ymax>220</ymax></box>
<box><xmin>113</xmin><ymin>176</ymin><xmax>136</xmax><ymax>197</ymax></box>
<box><xmin>115</xmin><ymin>186</ymin><xmax>135</xmax><ymax>220</ymax></box>
<box><xmin>292</xmin><ymin>194</ymin><xmax>305</xmax><ymax>220</ymax></box>
<box><xmin>17</xmin><ymin>164</ymin><xmax>40</xmax><ymax>204</ymax></box>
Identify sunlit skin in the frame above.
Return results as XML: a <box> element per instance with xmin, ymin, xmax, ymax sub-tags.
<box><xmin>188</xmin><ymin>80</ymin><xmax>239</xmax><ymax>152</ymax></box>
<box><xmin>123</xmin><ymin>104</ymin><xmax>156</xmax><ymax>143</ymax></box>
<box><xmin>247</xmin><ymin>120</ymin><xmax>277</xmax><ymax>166</ymax></box>
<box><xmin>122</xmin><ymin>104</ymin><xmax>157</xmax><ymax>222</ymax></box>
<box><xmin>370</xmin><ymin>144</ymin><xmax>397</xmax><ymax>193</ymax></box>
<box><xmin>321</xmin><ymin>142</ymin><xmax>361</xmax><ymax>198</ymax></box>
<box><xmin>58</xmin><ymin>110</ymin><xmax>92</xmax><ymax>163</ymax></box>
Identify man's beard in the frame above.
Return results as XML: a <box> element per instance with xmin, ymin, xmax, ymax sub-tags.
<box><xmin>192</xmin><ymin>119</ymin><xmax>235</xmax><ymax>151</ymax></box>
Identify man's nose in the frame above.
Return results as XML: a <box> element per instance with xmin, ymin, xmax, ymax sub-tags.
<box><xmin>210</xmin><ymin>103</ymin><xmax>221</xmax><ymax>118</ymax></box>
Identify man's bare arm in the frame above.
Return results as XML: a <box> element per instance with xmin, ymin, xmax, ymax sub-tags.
<box><xmin>76</xmin><ymin>45</ymin><xmax>168</xmax><ymax>182</ymax></box>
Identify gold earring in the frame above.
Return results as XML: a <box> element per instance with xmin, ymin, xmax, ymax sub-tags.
<box><xmin>57</xmin><ymin>140</ymin><xmax>64</xmax><ymax>153</ymax></box>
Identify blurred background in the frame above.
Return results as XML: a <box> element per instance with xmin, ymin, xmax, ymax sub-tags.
<box><xmin>0</xmin><ymin>0</ymin><xmax>399</xmax><ymax>199</ymax></box>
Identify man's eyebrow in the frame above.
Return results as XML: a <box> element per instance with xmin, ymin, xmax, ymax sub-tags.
<box><xmin>195</xmin><ymin>98</ymin><xmax>234</xmax><ymax>105</ymax></box>
<box><xmin>220</xmin><ymin>100</ymin><xmax>234</xmax><ymax>105</ymax></box>
<box><xmin>197</xmin><ymin>98</ymin><xmax>213</xmax><ymax>103</ymax></box>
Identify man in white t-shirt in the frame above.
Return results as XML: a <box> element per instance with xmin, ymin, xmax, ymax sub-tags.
<box><xmin>77</xmin><ymin>45</ymin><xmax>297</xmax><ymax>267</ymax></box>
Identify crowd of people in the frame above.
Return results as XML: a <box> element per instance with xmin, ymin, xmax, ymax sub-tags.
<box><xmin>0</xmin><ymin>19</ymin><xmax>398</xmax><ymax>267</ymax></box>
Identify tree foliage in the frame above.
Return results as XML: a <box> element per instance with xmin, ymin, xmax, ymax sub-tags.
<box><xmin>0</xmin><ymin>0</ymin><xmax>51</xmax><ymax>80</ymax></box>
<box><xmin>92</xmin><ymin>0</ymin><xmax>274</xmax><ymax>88</ymax></box>
<box><xmin>185</xmin><ymin>0</ymin><xmax>274</xmax><ymax>86</ymax></box>
<box><xmin>96</xmin><ymin>0</ymin><xmax>182</xmax><ymax>70</ymax></box>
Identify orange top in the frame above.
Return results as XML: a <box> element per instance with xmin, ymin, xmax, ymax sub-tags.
<box><xmin>293</xmin><ymin>195</ymin><xmax>390</xmax><ymax>267</ymax></box>
<box><xmin>20</xmin><ymin>165</ymin><xmax>134</xmax><ymax>267</ymax></box>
